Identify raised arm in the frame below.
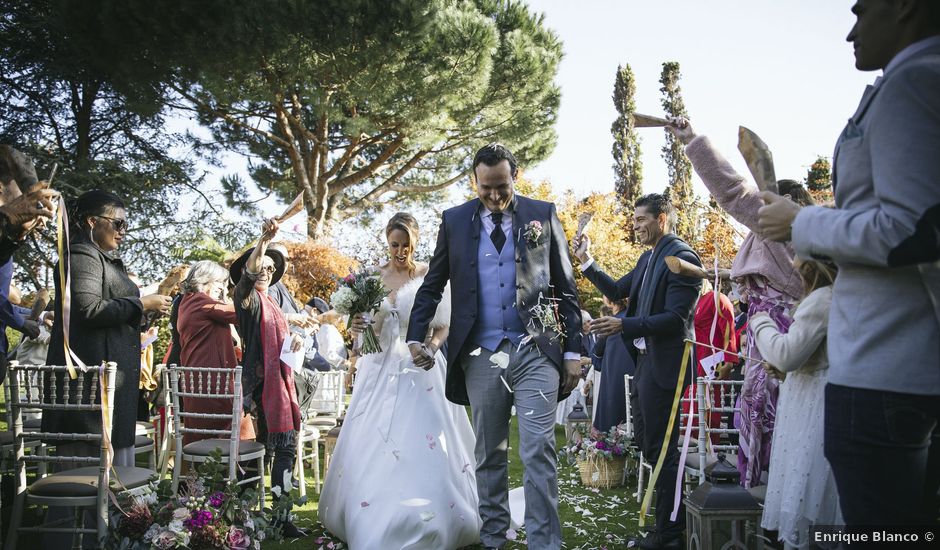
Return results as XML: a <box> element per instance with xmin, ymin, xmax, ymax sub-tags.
<box><xmin>669</xmin><ymin>118</ymin><xmax>763</xmax><ymax>233</ymax></box>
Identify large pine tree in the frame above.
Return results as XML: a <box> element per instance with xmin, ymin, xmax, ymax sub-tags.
<box><xmin>659</xmin><ymin>61</ymin><xmax>697</xmax><ymax>243</ymax></box>
<box><xmin>611</xmin><ymin>64</ymin><xmax>643</xmax><ymax>239</ymax></box>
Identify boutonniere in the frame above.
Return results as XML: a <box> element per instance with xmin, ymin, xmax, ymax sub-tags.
<box><xmin>523</xmin><ymin>220</ymin><xmax>543</xmax><ymax>246</ymax></box>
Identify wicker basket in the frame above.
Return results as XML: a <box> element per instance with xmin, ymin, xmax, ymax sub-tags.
<box><xmin>577</xmin><ymin>455</ymin><xmax>626</xmax><ymax>488</ymax></box>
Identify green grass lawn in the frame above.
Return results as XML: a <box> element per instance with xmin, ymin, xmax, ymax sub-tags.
<box><xmin>265</xmin><ymin>416</ymin><xmax>644</xmax><ymax>550</ymax></box>
<box><xmin>1</xmin><ymin>386</ymin><xmax>647</xmax><ymax>550</ymax></box>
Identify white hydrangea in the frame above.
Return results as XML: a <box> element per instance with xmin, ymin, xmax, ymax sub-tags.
<box><xmin>330</xmin><ymin>286</ymin><xmax>358</xmax><ymax>314</ymax></box>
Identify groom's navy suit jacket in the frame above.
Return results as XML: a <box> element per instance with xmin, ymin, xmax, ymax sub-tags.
<box><xmin>407</xmin><ymin>195</ymin><xmax>582</xmax><ymax>405</ymax></box>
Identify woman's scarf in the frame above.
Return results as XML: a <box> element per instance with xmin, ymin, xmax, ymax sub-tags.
<box><xmin>258</xmin><ymin>291</ymin><xmax>300</xmax><ymax>444</ymax></box>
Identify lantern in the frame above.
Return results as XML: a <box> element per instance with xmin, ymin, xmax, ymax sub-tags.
<box><xmin>565</xmin><ymin>403</ymin><xmax>591</xmax><ymax>444</ymax></box>
<box><xmin>684</xmin><ymin>452</ymin><xmax>765</xmax><ymax>550</ymax></box>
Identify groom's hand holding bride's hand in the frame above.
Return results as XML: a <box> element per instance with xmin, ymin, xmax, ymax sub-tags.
<box><xmin>408</xmin><ymin>342</ymin><xmax>435</xmax><ymax>371</ymax></box>
<box><xmin>562</xmin><ymin>359</ymin><xmax>581</xmax><ymax>395</ymax></box>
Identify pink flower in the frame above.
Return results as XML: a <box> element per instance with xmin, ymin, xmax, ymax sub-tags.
<box><xmin>344</xmin><ymin>274</ymin><xmax>356</xmax><ymax>284</ymax></box>
<box><xmin>226</xmin><ymin>527</ymin><xmax>251</xmax><ymax>550</ymax></box>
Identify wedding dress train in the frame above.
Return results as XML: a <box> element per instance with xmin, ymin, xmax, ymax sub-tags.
<box><xmin>318</xmin><ymin>278</ymin><xmax>481</xmax><ymax>549</ymax></box>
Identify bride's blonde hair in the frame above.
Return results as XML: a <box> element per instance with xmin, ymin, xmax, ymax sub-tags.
<box><xmin>386</xmin><ymin>212</ymin><xmax>420</xmax><ymax>277</ymax></box>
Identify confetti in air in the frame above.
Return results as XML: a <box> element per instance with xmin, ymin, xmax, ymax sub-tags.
<box><xmin>499</xmin><ymin>375</ymin><xmax>513</xmax><ymax>393</ymax></box>
<box><xmin>360</xmin><ymin>501</ymin><xmax>370</xmax><ymax>508</ymax></box>
<box><xmin>469</xmin><ymin>347</ymin><xmax>482</xmax><ymax>357</ymax></box>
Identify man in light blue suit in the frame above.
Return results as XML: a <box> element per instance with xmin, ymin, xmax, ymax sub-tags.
<box><xmin>757</xmin><ymin>0</ymin><xmax>940</xmax><ymax>528</ymax></box>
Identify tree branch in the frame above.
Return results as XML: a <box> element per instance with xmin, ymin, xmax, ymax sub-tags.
<box><xmin>171</xmin><ymin>84</ymin><xmax>292</xmax><ymax>149</ymax></box>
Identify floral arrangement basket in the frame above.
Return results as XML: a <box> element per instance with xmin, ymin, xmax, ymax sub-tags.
<box><xmin>578</xmin><ymin>454</ymin><xmax>627</xmax><ymax>488</ymax></box>
<box><xmin>560</xmin><ymin>425</ymin><xmax>630</xmax><ymax>489</ymax></box>
<box><xmin>107</xmin><ymin>449</ymin><xmax>295</xmax><ymax>549</ymax></box>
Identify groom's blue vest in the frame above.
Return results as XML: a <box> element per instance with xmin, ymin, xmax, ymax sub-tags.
<box><xmin>468</xmin><ymin>224</ymin><xmax>527</xmax><ymax>351</ymax></box>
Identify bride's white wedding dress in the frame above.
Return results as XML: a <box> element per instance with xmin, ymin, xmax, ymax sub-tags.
<box><xmin>319</xmin><ymin>277</ymin><xmax>482</xmax><ymax>549</ymax></box>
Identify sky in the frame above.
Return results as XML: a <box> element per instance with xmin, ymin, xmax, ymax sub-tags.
<box><xmin>522</xmin><ymin>0</ymin><xmax>873</xmax><ymax>199</ymax></box>
<box><xmin>177</xmin><ymin>0</ymin><xmax>875</xmax><ymax>254</ymax></box>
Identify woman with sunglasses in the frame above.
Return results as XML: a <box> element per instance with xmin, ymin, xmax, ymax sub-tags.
<box><xmin>43</xmin><ymin>190</ymin><xmax>172</xmax><ymax>467</ymax></box>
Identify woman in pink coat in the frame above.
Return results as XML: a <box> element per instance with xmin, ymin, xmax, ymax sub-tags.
<box><xmin>668</xmin><ymin>117</ymin><xmax>813</xmax><ymax>488</ymax></box>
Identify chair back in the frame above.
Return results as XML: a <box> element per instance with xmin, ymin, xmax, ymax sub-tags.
<box><xmin>167</xmin><ymin>365</ymin><xmax>242</xmax><ymax>479</ymax></box>
<box><xmin>8</xmin><ymin>362</ymin><xmax>117</xmax><ymax>469</ymax></box>
<box><xmin>309</xmin><ymin>370</ymin><xmax>345</xmax><ymax>419</ymax></box>
<box><xmin>5</xmin><ymin>361</ymin><xmax>118</xmax><ymax>550</ymax></box>
<box><xmin>696</xmin><ymin>377</ymin><xmax>743</xmax><ymax>456</ymax></box>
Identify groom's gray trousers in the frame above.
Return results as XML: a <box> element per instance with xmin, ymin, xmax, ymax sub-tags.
<box><xmin>463</xmin><ymin>339</ymin><xmax>561</xmax><ymax>550</ymax></box>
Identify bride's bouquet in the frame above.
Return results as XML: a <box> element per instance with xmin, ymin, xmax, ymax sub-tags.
<box><xmin>331</xmin><ymin>269</ymin><xmax>389</xmax><ymax>355</ymax></box>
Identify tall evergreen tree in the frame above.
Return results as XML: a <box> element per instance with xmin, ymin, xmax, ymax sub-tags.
<box><xmin>611</xmin><ymin>63</ymin><xmax>642</xmax><ymax>239</ymax></box>
<box><xmin>659</xmin><ymin>61</ymin><xmax>697</xmax><ymax>242</ymax></box>
<box><xmin>805</xmin><ymin>155</ymin><xmax>833</xmax><ymax>203</ymax></box>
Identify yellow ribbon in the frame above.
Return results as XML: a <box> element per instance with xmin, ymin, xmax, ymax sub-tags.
<box><xmin>639</xmin><ymin>340</ymin><xmax>692</xmax><ymax>527</ymax></box>
<box><xmin>56</xmin><ymin>195</ymin><xmax>80</xmax><ymax>379</ymax></box>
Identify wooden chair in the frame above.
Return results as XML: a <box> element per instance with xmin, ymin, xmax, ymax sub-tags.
<box><xmin>1</xmin><ymin>366</ymin><xmax>47</xmax><ymax>477</ymax></box>
<box><xmin>168</xmin><ymin>365</ymin><xmax>265</xmax><ymax>507</ymax></box>
<box><xmin>4</xmin><ymin>363</ymin><xmax>154</xmax><ymax>549</ymax></box>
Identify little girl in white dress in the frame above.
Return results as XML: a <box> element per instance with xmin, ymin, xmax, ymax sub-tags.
<box><xmin>750</xmin><ymin>258</ymin><xmax>842</xmax><ymax>549</ymax></box>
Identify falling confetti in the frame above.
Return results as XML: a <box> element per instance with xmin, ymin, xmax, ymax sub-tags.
<box><xmin>469</xmin><ymin>347</ymin><xmax>482</xmax><ymax>356</ymax></box>
<box><xmin>401</xmin><ymin>498</ymin><xmax>432</xmax><ymax>506</ymax></box>
<box><xmin>462</xmin><ymin>463</ymin><xmax>471</xmax><ymax>473</ymax></box>
<box><xmin>392</xmin><ymin>450</ymin><xmax>400</xmax><ymax>461</ymax></box>
<box><xmin>524</xmin><ymin>409</ymin><xmax>534</xmax><ymax>416</ymax></box>
<box><xmin>360</xmin><ymin>501</ymin><xmax>370</xmax><ymax>507</ymax></box>
<box><xmin>539</xmin><ymin>389</ymin><xmax>549</xmax><ymax>402</ymax></box>
<box><xmin>499</xmin><ymin>375</ymin><xmax>513</xmax><ymax>393</ymax></box>
<box><xmin>490</xmin><ymin>351</ymin><xmax>510</xmax><ymax>369</ymax></box>
<box><xmin>420</xmin><ymin>511</ymin><xmax>436</xmax><ymax>522</ymax></box>
<box><xmin>426</xmin><ymin>386</ymin><xmax>433</xmax><ymax>392</ymax></box>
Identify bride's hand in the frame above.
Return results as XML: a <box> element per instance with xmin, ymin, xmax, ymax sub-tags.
<box><xmin>409</xmin><ymin>342</ymin><xmax>434</xmax><ymax>371</ymax></box>
<box><xmin>349</xmin><ymin>313</ymin><xmax>370</xmax><ymax>335</ymax></box>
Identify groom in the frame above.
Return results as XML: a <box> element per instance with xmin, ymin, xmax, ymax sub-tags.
<box><xmin>407</xmin><ymin>143</ymin><xmax>582</xmax><ymax>549</ymax></box>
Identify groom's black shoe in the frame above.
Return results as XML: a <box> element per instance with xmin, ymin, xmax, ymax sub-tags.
<box><xmin>630</xmin><ymin>531</ymin><xmax>682</xmax><ymax>550</ymax></box>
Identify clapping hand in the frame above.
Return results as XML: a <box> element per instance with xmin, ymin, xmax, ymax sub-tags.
<box><xmin>589</xmin><ymin>316</ymin><xmax>623</xmax><ymax>336</ymax></box>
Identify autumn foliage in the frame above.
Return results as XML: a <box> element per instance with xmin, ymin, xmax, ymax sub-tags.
<box><xmin>276</xmin><ymin>241</ymin><xmax>360</xmax><ymax>306</ymax></box>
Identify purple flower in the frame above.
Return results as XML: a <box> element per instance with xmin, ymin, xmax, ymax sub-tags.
<box><xmin>185</xmin><ymin>509</ymin><xmax>214</xmax><ymax>529</ymax></box>
<box><xmin>595</xmin><ymin>441</ymin><xmax>607</xmax><ymax>451</ymax></box>
<box><xmin>209</xmin><ymin>492</ymin><xmax>225</xmax><ymax>508</ymax></box>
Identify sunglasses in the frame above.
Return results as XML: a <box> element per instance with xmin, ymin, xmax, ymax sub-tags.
<box><xmin>260</xmin><ymin>264</ymin><xmax>276</xmax><ymax>274</ymax></box>
<box><xmin>97</xmin><ymin>216</ymin><xmax>128</xmax><ymax>233</ymax></box>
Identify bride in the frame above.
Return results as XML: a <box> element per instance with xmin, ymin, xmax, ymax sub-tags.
<box><xmin>318</xmin><ymin>213</ymin><xmax>481</xmax><ymax>549</ymax></box>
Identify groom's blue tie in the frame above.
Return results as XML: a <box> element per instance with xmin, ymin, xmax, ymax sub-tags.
<box><xmin>490</xmin><ymin>212</ymin><xmax>506</xmax><ymax>253</ymax></box>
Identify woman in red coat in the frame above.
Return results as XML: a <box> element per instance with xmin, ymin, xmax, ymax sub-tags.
<box><xmin>681</xmin><ymin>284</ymin><xmax>738</xmax><ymax>444</ymax></box>
<box><xmin>177</xmin><ymin>260</ymin><xmax>255</xmax><ymax>445</ymax></box>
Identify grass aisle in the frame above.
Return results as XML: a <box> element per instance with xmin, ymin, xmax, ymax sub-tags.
<box><xmin>266</xmin><ymin>418</ymin><xmax>643</xmax><ymax>550</ymax></box>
